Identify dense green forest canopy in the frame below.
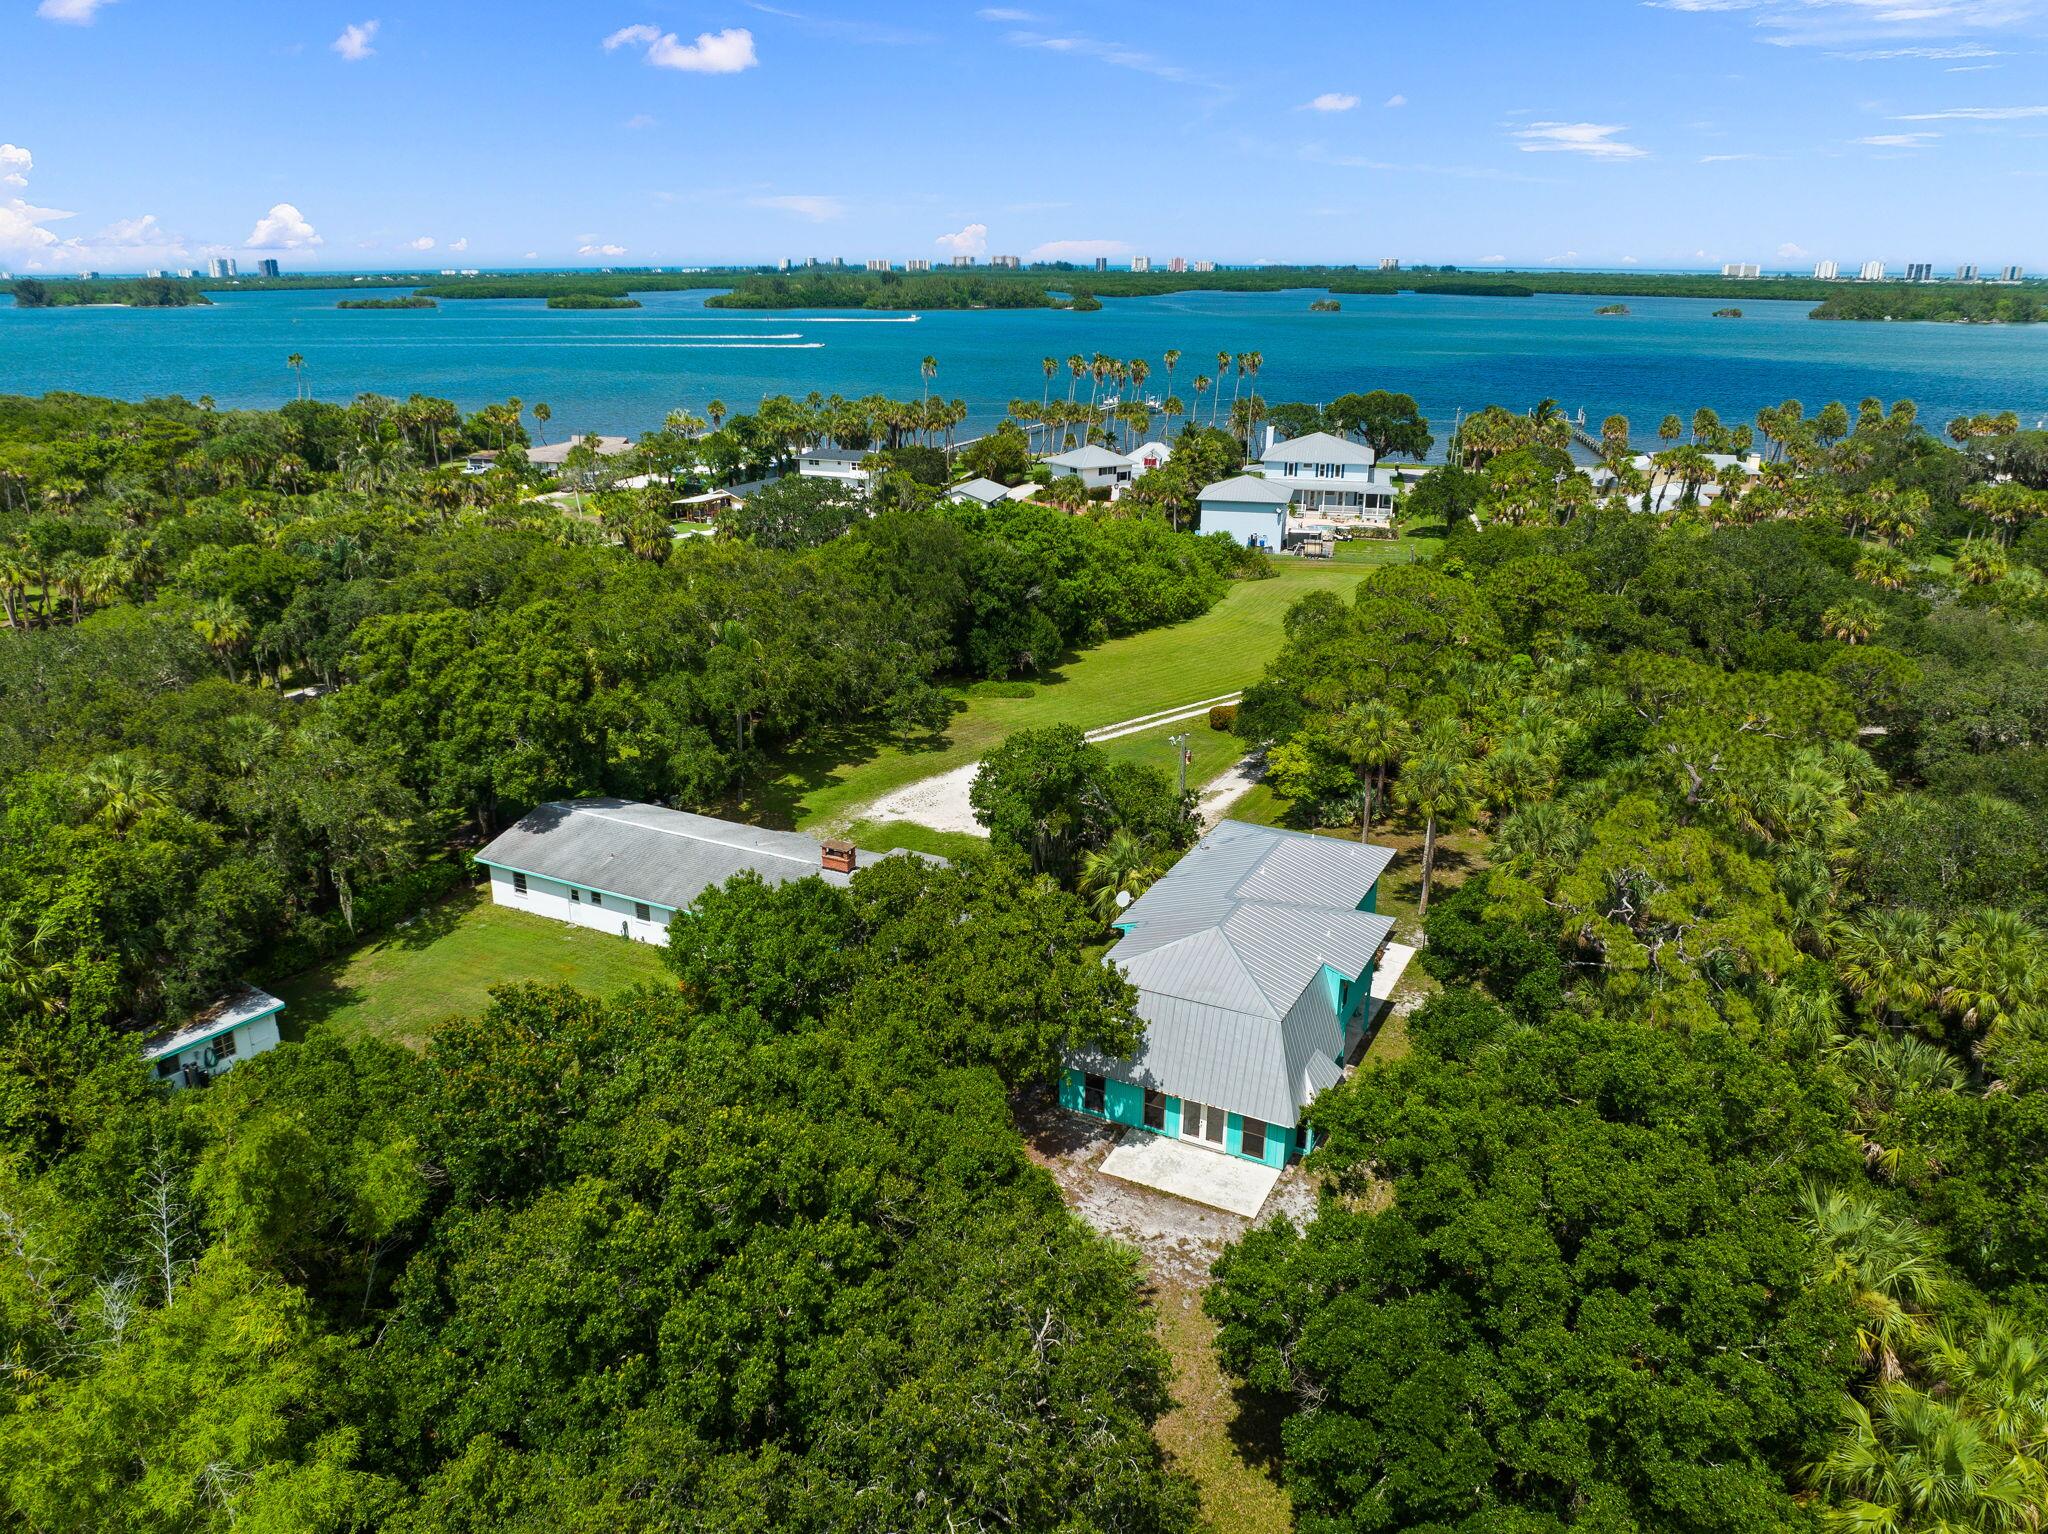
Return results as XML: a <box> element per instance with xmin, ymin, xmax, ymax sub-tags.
<box><xmin>1</xmin><ymin>377</ymin><xmax>2046</xmax><ymax>1530</ymax></box>
<box><xmin>1211</xmin><ymin>404</ymin><xmax>2048</xmax><ymax>1531</ymax></box>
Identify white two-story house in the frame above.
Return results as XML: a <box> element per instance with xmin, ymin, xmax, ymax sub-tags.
<box><xmin>1198</xmin><ymin>430</ymin><xmax>1397</xmax><ymax>544</ymax></box>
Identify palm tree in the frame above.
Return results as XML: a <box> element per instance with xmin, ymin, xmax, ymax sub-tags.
<box><xmin>707</xmin><ymin>399</ymin><xmax>727</xmax><ymax>434</ymax></box>
<box><xmin>920</xmin><ymin>355</ymin><xmax>937</xmax><ymax>413</ymax></box>
<box><xmin>1854</xmin><ymin>546</ymin><xmax>1911</xmax><ymax>590</ymax></box>
<box><xmin>286</xmin><ymin>352</ymin><xmax>307</xmax><ymax>401</ymax></box>
<box><xmin>1821</xmin><ymin>597</ymin><xmax>1884</xmax><ymax>645</ymax></box>
<box><xmin>533</xmin><ymin>401</ymin><xmax>552</xmax><ymax>445</ymax></box>
<box><xmin>1039</xmin><ymin>475</ymin><xmax>1090</xmax><ymax>514</ymax></box>
<box><xmin>191</xmin><ymin>597</ymin><xmax>252</xmax><ymax>683</ymax></box>
<box><xmin>1336</xmin><ymin>700</ymin><xmax>1409</xmax><ymax>841</ymax></box>
<box><xmin>1802</xmin><ymin>1183</ymin><xmax>1945</xmax><ymax>1377</ymax></box>
<box><xmin>1039</xmin><ymin>356</ymin><xmax>1058</xmax><ymax>451</ymax></box>
<box><xmin>81</xmin><ymin>753</ymin><xmax>171</xmax><ymax>831</ymax></box>
<box><xmin>1078</xmin><ymin>830</ymin><xmax>1163</xmax><ymax>924</ymax></box>
<box><xmin>1213</xmin><ymin>351</ymin><xmax>1231</xmax><ymax>424</ymax></box>
<box><xmin>1397</xmin><ymin>746</ymin><xmax>1479</xmax><ymax>918</ymax></box>
<box><xmin>1161</xmin><ymin>347</ymin><xmax>1181</xmax><ymax>413</ymax></box>
<box><xmin>1954</xmin><ymin>540</ymin><xmax>2009</xmax><ymax>587</ymax></box>
<box><xmin>1193</xmin><ymin>375</ymin><xmax>1211</xmax><ymax>428</ymax></box>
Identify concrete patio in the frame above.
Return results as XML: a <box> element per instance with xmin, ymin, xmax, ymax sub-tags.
<box><xmin>1099</xmin><ymin>1131</ymin><xmax>1283</xmax><ymax>1218</ymax></box>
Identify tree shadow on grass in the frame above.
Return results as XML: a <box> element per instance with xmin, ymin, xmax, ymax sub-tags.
<box><xmin>740</xmin><ymin>715</ymin><xmax>958</xmax><ymax>830</ymax></box>
<box><xmin>379</xmin><ymin>887</ymin><xmax>476</xmax><ymax>951</ymax></box>
<box><xmin>1224</xmin><ymin>1382</ymin><xmax>1294</xmax><ymax>1482</ymax></box>
<box><xmin>273</xmin><ymin>890</ymin><xmax>477</xmax><ymax>1037</ymax></box>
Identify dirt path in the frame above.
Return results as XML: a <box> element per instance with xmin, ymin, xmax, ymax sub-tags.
<box><xmin>857</xmin><ymin>692</ymin><xmax>1246</xmax><ymax>837</ymax></box>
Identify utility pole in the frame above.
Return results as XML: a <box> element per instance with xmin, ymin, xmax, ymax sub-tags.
<box><xmin>1168</xmin><ymin>732</ymin><xmax>1191</xmax><ymax>799</ymax></box>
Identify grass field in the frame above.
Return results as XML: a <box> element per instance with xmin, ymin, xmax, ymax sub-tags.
<box><xmin>752</xmin><ymin>539</ymin><xmax>1439</xmax><ymax>837</ymax></box>
<box><xmin>275</xmin><ymin>887</ymin><xmax>671</xmax><ymax>1049</ymax></box>
<box><xmin>1151</xmin><ymin>1279</ymin><xmax>1292</xmax><ymax>1533</ymax></box>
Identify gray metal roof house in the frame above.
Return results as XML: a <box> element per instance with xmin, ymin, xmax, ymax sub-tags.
<box><xmin>476</xmin><ymin>799</ymin><xmax>906</xmax><ymax>945</ymax></box>
<box><xmin>1062</xmin><ymin>819</ymin><xmax>1395</xmax><ymax>1167</ymax></box>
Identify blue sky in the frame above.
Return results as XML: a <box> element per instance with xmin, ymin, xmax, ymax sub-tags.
<box><xmin>4</xmin><ymin>0</ymin><xmax>2045</xmax><ymax>274</ymax></box>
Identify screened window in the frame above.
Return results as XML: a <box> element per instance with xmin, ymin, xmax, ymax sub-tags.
<box><xmin>1240</xmin><ymin>1117</ymin><xmax>1268</xmax><ymax>1160</ymax></box>
<box><xmin>590</xmin><ymin>892</ymin><xmax>603</xmax><ymax>908</ymax></box>
<box><xmin>214</xmin><ymin>1029</ymin><xmax>238</xmax><ymax>1059</ymax></box>
<box><xmin>1143</xmin><ymin>1088</ymin><xmax>1166</xmax><ymax>1131</ymax></box>
<box><xmin>1083</xmin><ymin>1073</ymin><xmax>1106</xmax><ymax>1114</ymax></box>
<box><xmin>570</xmin><ymin>889</ymin><xmax>581</xmax><ymax>903</ymax></box>
<box><xmin>156</xmin><ymin>1059</ymin><xmax>179</xmax><ymax>1080</ymax></box>
<box><xmin>635</xmin><ymin>902</ymin><xmax>652</xmax><ymax>923</ymax></box>
<box><xmin>512</xmin><ymin>870</ymin><xmax>528</xmax><ymax>895</ymax></box>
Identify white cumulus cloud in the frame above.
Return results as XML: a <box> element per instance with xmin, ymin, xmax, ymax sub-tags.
<box><xmin>332</xmin><ymin>20</ymin><xmax>379</xmax><ymax>60</ymax></box>
<box><xmin>37</xmin><ymin>0</ymin><xmax>114</xmax><ymax>24</ymax></box>
<box><xmin>406</xmin><ymin>236</ymin><xmax>435</xmax><ymax>250</ymax></box>
<box><xmin>752</xmin><ymin>194</ymin><xmax>845</xmax><ymax>221</ymax></box>
<box><xmin>1302</xmin><ymin>91</ymin><xmax>1359</xmax><ymax>112</ymax></box>
<box><xmin>578</xmin><ymin>242</ymin><xmax>628</xmax><ymax>257</ymax></box>
<box><xmin>1511</xmin><ymin>121</ymin><xmax>1648</xmax><ymax>158</ymax></box>
<box><xmin>1778</xmin><ymin>241</ymin><xmax>1810</xmax><ymax>259</ymax></box>
<box><xmin>603</xmin><ymin>23</ymin><xmax>758</xmax><ymax>73</ymax></box>
<box><xmin>245</xmin><ymin>202</ymin><xmax>323</xmax><ymax>249</ymax></box>
<box><xmin>934</xmin><ymin>221</ymin><xmax>989</xmax><ymax>255</ymax></box>
<box><xmin>450</xmin><ymin>236</ymin><xmax>468</xmax><ymax>252</ymax></box>
<box><xmin>1385</xmin><ymin>93</ymin><xmax>1407</xmax><ymax>107</ymax></box>
<box><xmin>0</xmin><ymin>144</ymin><xmax>30</xmax><ymax>188</ymax></box>
<box><xmin>0</xmin><ymin>197</ymin><xmax>73</xmax><ymax>254</ymax></box>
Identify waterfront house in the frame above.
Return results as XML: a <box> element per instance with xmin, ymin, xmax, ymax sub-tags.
<box><xmin>145</xmin><ymin>988</ymin><xmax>285</xmax><ymax>1090</ymax></box>
<box><xmin>461</xmin><ymin>449</ymin><xmax>499</xmax><ymax>475</ymax></box>
<box><xmin>1040</xmin><ymin>444</ymin><xmax>1135</xmax><ymax>494</ymax></box>
<box><xmin>1061</xmin><ymin>820</ymin><xmax>1395</xmax><ymax>1167</ymax></box>
<box><xmin>794</xmin><ymin>446</ymin><xmax>878</xmax><ymax>489</ymax></box>
<box><xmin>1129</xmin><ymin>440</ymin><xmax>1173</xmax><ymax>477</ymax></box>
<box><xmin>476</xmin><ymin>799</ymin><xmax>902</xmax><ymax>945</ymax></box>
<box><xmin>1196</xmin><ymin>430</ymin><xmax>1398</xmax><ymax>541</ymax></box>
<box><xmin>528</xmin><ymin>436</ymin><xmax>635</xmax><ymax>475</ymax></box>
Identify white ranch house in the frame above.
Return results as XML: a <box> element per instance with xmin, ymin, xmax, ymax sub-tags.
<box><xmin>476</xmin><ymin>799</ymin><xmax>903</xmax><ymax>944</ymax></box>
<box><xmin>1040</xmin><ymin>444</ymin><xmax>1136</xmax><ymax>494</ymax></box>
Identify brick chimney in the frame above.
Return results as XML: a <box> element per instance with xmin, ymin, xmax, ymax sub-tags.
<box><xmin>820</xmin><ymin>838</ymin><xmax>856</xmax><ymax>874</ymax></box>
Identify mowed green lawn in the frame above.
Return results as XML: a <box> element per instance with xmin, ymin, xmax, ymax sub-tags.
<box><xmin>753</xmin><ymin>539</ymin><xmax>1436</xmax><ymax>836</ymax></box>
<box><xmin>275</xmin><ymin>887</ymin><xmax>671</xmax><ymax>1049</ymax></box>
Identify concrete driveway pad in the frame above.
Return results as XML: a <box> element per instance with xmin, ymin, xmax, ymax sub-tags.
<box><xmin>1099</xmin><ymin>1131</ymin><xmax>1282</xmax><ymax>1218</ymax></box>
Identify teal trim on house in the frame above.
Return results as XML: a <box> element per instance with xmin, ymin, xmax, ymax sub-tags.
<box><xmin>1357</xmin><ymin>883</ymin><xmax>1377</xmax><ymax>915</ymax></box>
<box><xmin>1062</xmin><ymin>1071</ymin><xmax>1286</xmax><ymax>1166</ymax></box>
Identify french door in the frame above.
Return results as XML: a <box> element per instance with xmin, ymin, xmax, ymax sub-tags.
<box><xmin>1180</xmin><ymin>1099</ymin><xmax>1226</xmax><ymax>1146</ymax></box>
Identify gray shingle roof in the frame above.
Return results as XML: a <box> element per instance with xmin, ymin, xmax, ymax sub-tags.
<box><xmin>477</xmin><ymin>799</ymin><xmax>903</xmax><ymax>910</ymax></box>
<box><xmin>1042</xmin><ymin>445</ymin><xmax>1132</xmax><ymax>470</ymax></box>
<box><xmin>947</xmin><ymin>476</ymin><xmax>1013</xmax><ymax>504</ymax></box>
<box><xmin>1198</xmin><ymin>474</ymin><xmax>1293</xmax><ymax>506</ymax></box>
<box><xmin>1077</xmin><ymin>820</ymin><xmax>1396</xmax><ymax>1127</ymax></box>
<box><xmin>1259</xmin><ymin>430</ymin><xmax>1376</xmax><ymax>468</ymax></box>
<box><xmin>144</xmin><ymin>987</ymin><xmax>284</xmax><ymax>1062</ymax></box>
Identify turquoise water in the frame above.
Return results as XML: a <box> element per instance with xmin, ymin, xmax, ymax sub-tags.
<box><xmin>3</xmin><ymin>286</ymin><xmax>2045</xmax><ymax>449</ymax></box>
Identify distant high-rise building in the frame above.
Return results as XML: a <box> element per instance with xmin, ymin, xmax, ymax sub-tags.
<box><xmin>208</xmin><ymin>256</ymin><xmax>238</xmax><ymax>279</ymax></box>
<box><xmin>1131</xmin><ymin>256</ymin><xmax>1151</xmax><ymax>273</ymax></box>
<box><xmin>951</xmin><ymin>254</ymin><xmax>975</xmax><ymax>268</ymax></box>
<box><xmin>1956</xmin><ymin>264</ymin><xmax>1979</xmax><ymax>282</ymax></box>
<box><xmin>865</xmin><ymin>258</ymin><xmax>891</xmax><ymax>272</ymax></box>
<box><xmin>1168</xmin><ymin>256</ymin><xmax>1187</xmax><ymax>273</ymax></box>
<box><xmin>990</xmin><ymin>254</ymin><xmax>1020</xmax><ymax>269</ymax></box>
<box><xmin>257</xmin><ymin>258</ymin><xmax>281</xmax><ymax>277</ymax></box>
<box><xmin>1379</xmin><ymin>257</ymin><xmax>1400</xmax><ymax>271</ymax></box>
<box><xmin>1192</xmin><ymin>260</ymin><xmax>1215</xmax><ymax>273</ymax></box>
<box><xmin>906</xmin><ymin>258</ymin><xmax>930</xmax><ymax>272</ymax></box>
<box><xmin>1904</xmin><ymin>262</ymin><xmax>1934</xmax><ymax>283</ymax></box>
<box><xmin>81</xmin><ymin>270</ymin><xmax>101</xmax><ymax>280</ymax></box>
<box><xmin>1721</xmin><ymin>262</ymin><xmax>1761</xmax><ymax>279</ymax></box>
<box><xmin>1813</xmin><ymin>260</ymin><xmax>1839</xmax><ymax>280</ymax></box>
<box><xmin>1858</xmin><ymin>260</ymin><xmax>1886</xmax><ymax>282</ymax></box>
<box><xmin>176</xmin><ymin>267</ymin><xmax>197</xmax><ymax>279</ymax></box>
<box><xmin>144</xmin><ymin>268</ymin><xmax>165</xmax><ymax>279</ymax></box>
<box><xmin>778</xmin><ymin>258</ymin><xmax>791</xmax><ymax>271</ymax></box>
<box><xmin>1093</xmin><ymin>256</ymin><xmax>1108</xmax><ymax>272</ymax></box>
<box><xmin>2000</xmin><ymin>265</ymin><xmax>2025</xmax><ymax>282</ymax></box>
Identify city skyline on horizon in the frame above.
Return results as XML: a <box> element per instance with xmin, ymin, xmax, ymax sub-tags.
<box><xmin>6</xmin><ymin>0</ymin><xmax>2048</xmax><ymax>275</ymax></box>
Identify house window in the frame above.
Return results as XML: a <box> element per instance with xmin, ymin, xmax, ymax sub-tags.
<box><xmin>635</xmin><ymin>902</ymin><xmax>652</xmax><ymax>923</ymax></box>
<box><xmin>1240</xmin><ymin>1117</ymin><xmax>1268</xmax><ymax>1160</ymax></box>
<box><xmin>512</xmin><ymin>870</ymin><xmax>528</xmax><ymax>896</ymax></box>
<box><xmin>1143</xmin><ymin>1088</ymin><xmax>1166</xmax><ymax>1131</ymax></box>
<box><xmin>1083</xmin><ymin>1073</ymin><xmax>1106</xmax><ymax>1114</ymax></box>
<box><xmin>156</xmin><ymin>1059</ymin><xmax>179</xmax><ymax>1080</ymax></box>
<box><xmin>1181</xmin><ymin>1100</ymin><xmax>1226</xmax><ymax>1145</ymax></box>
<box><xmin>570</xmin><ymin>889</ymin><xmax>581</xmax><ymax>903</ymax></box>
<box><xmin>212</xmin><ymin>1029</ymin><xmax>237</xmax><ymax>1059</ymax></box>
<box><xmin>590</xmin><ymin>892</ymin><xmax>603</xmax><ymax>909</ymax></box>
